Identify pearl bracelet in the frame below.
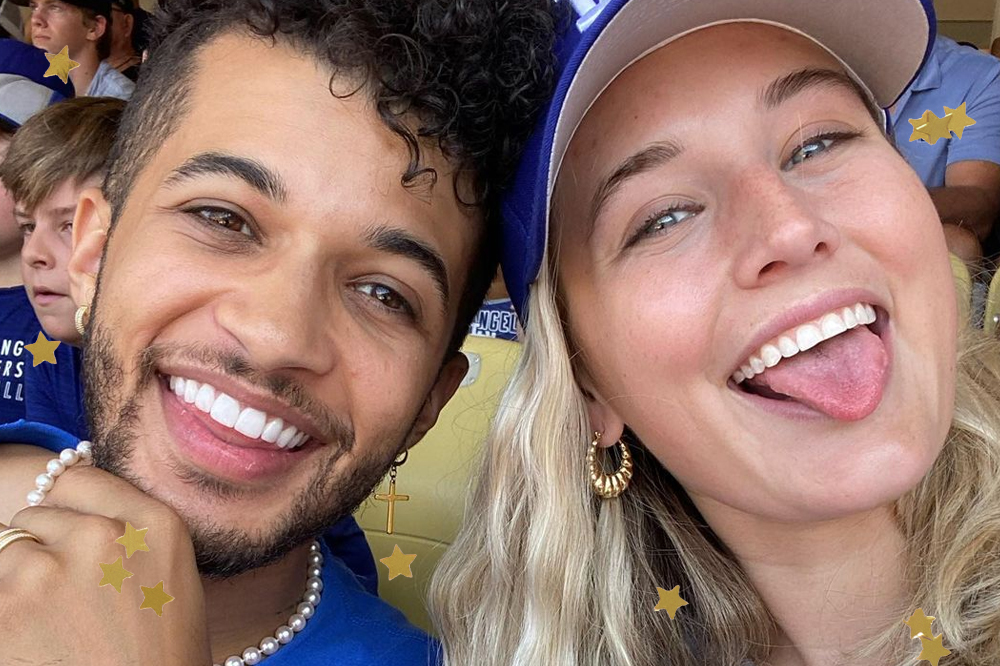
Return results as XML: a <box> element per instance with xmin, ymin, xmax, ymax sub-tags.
<box><xmin>25</xmin><ymin>440</ymin><xmax>93</xmax><ymax>506</ymax></box>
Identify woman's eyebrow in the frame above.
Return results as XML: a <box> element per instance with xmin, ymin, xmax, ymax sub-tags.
<box><xmin>760</xmin><ymin>67</ymin><xmax>872</xmax><ymax>113</ymax></box>
<box><xmin>588</xmin><ymin>140</ymin><xmax>683</xmax><ymax>236</ymax></box>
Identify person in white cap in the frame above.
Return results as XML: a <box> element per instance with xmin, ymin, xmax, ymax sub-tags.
<box><xmin>431</xmin><ymin>1</ymin><xmax>1000</xmax><ymax>665</ymax></box>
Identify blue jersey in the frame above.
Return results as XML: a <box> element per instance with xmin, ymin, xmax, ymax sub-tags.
<box><xmin>0</xmin><ymin>420</ymin><xmax>436</xmax><ymax>665</ymax></box>
<box><xmin>0</xmin><ymin>286</ymin><xmax>37</xmax><ymax>424</ymax></box>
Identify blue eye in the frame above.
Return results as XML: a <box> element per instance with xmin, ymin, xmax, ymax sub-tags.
<box><xmin>784</xmin><ymin>131</ymin><xmax>862</xmax><ymax>170</ymax></box>
<box><xmin>355</xmin><ymin>283</ymin><xmax>414</xmax><ymax>318</ymax></box>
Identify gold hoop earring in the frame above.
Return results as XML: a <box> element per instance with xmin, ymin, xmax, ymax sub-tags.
<box><xmin>74</xmin><ymin>305</ymin><xmax>90</xmax><ymax>337</ymax></box>
<box><xmin>587</xmin><ymin>431</ymin><xmax>633</xmax><ymax>499</ymax></box>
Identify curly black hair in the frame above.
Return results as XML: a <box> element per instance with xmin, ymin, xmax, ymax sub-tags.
<box><xmin>103</xmin><ymin>0</ymin><xmax>558</xmax><ymax>352</ymax></box>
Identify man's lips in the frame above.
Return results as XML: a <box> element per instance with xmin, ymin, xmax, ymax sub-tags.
<box><xmin>158</xmin><ymin>376</ymin><xmax>317</xmax><ymax>484</ymax></box>
<box><xmin>31</xmin><ymin>290</ymin><xmax>67</xmax><ymax>306</ymax></box>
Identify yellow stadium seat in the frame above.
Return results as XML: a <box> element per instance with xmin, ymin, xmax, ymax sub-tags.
<box><xmin>354</xmin><ymin>335</ymin><xmax>521</xmax><ymax>633</ymax></box>
<box><xmin>985</xmin><ymin>265</ymin><xmax>1000</xmax><ymax>336</ymax></box>
<box><xmin>950</xmin><ymin>253</ymin><xmax>972</xmax><ymax>329</ymax></box>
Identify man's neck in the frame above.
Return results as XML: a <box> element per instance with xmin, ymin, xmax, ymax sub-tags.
<box><xmin>67</xmin><ymin>49</ymin><xmax>102</xmax><ymax>96</ymax></box>
<box><xmin>697</xmin><ymin>501</ymin><xmax>908</xmax><ymax>666</ymax></box>
<box><xmin>202</xmin><ymin>541</ymin><xmax>315</xmax><ymax>662</ymax></box>
<box><xmin>0</xmin><ymin>254</ymin><xmax>22</xmax><ymax>288</ymax></box>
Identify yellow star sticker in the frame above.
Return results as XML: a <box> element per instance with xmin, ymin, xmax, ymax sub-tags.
<box><xmin>115</xmin><ymin>521</ymin><xmax>150</xmax><ymax>558</ymax></box>
<box><xmin>917</xmin><ymin>633</ymin><xmax>951</xmax><ymax>666</ymax></box>
<box><xmin>945</xmin><ymin>102</ymin><xmax>976</xmax><ymax>139</ymax></box>
<box><xmin>919</xmin><ymin>111</ymin><xmax>953</xmax><ymax>145</ymax></box>
<box><xmin>24</xmin><ymin>331</ymin><xmax>60</xmax><ymax>367</ymax></box>
<box><xmin>98</xmin><ymin>556</ymin><xmax>133</xmax><ymax>593</ymax></box>
<box><xmin>379</xmin><ymin>544</ymin><xmax>417</xmax><ymax>580</ymax></box>
<box><xmin>904</xmin><ymin>608</ymin><xmax>936</xmax><ymax>639</ymax></box>
<box><xmin>139</xmin><ymin>581</ymin><xmax>174</xmax><ymax>616</ymax></box>
<box><xmin>653</xmin><ymin>585</ymin><xmax>689</xmax><ymax>619</ymax></box>
<box><xmin>43</xmin><ymin>46</ymin><xmax>80</xmax><ymax>84</ymax></box>
<box><xmin>908</xmin><ymin>111</ymin><xmax>932</xmax><ymax>142</ymax></box>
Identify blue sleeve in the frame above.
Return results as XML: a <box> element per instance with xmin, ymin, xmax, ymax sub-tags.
<box><xmin>948</xmin><ymin>61</ymin><xmax>1000</xmax><ymax>168</ymax></box>
<box><xmin>23</xmin><ymin>346</ymin><xmax>88</xmax><ymax>440</ymax></box>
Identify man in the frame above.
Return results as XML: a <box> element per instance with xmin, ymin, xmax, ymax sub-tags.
<box><xmin>0</xmin><ymin>38</ymin><xmax>73</xmax><ymax>426</ymax></box>
<box><xmin>891</xmin><ymin>35</ymin><xmax>1000</xmax><ymax>262</ymax></box>
<box><xmin>106</xmin><ymin>0</ymin><xmax>139</xmax><ymax>81</ymax></box>
<box><xmin>0</xmin><ymin>0</ymin><xmax>555</xmax><ymax>664</ymax></box>
<box><xmin>18</xmin><ymin>0</ymin><xmax>134</xmax><ymax>99</ymax></box>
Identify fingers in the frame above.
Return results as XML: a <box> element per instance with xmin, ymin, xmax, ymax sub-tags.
<box><xmin>0</xmin><ymin>520</ymin><xmax>44</xmax><ymax>566</ymax></box>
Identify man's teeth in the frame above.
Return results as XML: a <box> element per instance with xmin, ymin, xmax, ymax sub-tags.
<box><xmin>168</xmin><ymin>376</ymin><xmax>308</xmax><ymax>449</ymax></box>
<box><xmin>732</xmin><ymin>303</ymin><xmax>877</xmax><ymax>384</ymax></box>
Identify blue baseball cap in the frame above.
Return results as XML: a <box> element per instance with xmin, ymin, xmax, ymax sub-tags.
<box><xmin>0</xmin><ymin>39</ymin><xmax>74</xmax><ymax>130</ymax></box>
<box><xmin>501</xmin><ymin>0</ymin><xmax>937</xmax><ymax>319</ymax></box>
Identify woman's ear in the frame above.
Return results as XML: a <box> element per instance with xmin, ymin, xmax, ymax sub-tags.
<box><xmin>576</xmin><ymin>361</ymin><xmax>626</xmax><ymax>448</ymax></box>
<box><xmin>69</xmin><ymin>188</ymin><xmax>111</xmax><ymax>310</ymax></box>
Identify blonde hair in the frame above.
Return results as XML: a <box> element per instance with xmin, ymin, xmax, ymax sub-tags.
<box><xmin>429</xmin><ymin>258</ymin><xmax>1000</xmax><ymax>665</ymax></box>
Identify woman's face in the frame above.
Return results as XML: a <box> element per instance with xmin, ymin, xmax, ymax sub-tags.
<box><xmin>554</xmin><ymin>23</ymin><xmax>957</xmax><ymax>524</ymax></box>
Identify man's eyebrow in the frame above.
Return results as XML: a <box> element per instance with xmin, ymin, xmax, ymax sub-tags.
<box><xmin>363</xmin><ymin>225</ymin><xmax>450</xmax><ymax>308</ymax></box>
<box><xmin>162</xmin><ymin>152</ymin><xmax>289</xmax><ymax>203</ymax></box>
<box><xmin>760</xmin><ymin>67</ymin><xmax>870</xmax><ymax>112</ymax></box>
<box><xmin>588</xmin><ymin>141</ymin><xmax>683</xmax><ymax>235</ymax></box>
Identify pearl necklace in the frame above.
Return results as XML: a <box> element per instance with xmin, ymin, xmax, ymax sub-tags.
<box><xmin>26</xmin><ymin>441</ymin><xmax>324</xmax><ymax>666</ymax></box>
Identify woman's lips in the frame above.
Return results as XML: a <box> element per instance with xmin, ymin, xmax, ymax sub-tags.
<box><xmin>32</xmin><ymin>292</ymin><xmax>66</xmax><ymax>306</ymax></box>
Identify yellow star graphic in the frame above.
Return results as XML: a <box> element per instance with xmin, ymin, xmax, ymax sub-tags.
<box><xmin>919</xmin><ymin>111</ymin><xmax>953</xmax><ymax>145</ymax></box>
<box><xmin>908</xmin><ymin>111</ymin><xmax>932</xmax><ymax>142</ymax></box>
<box><xmin>98</xmin><ymin>556</ymin><xmax>133</xmax><ymax>593</ymax></box>
<box><xmin>139</xmin><ymin>581</ymin><xmax>174</xmax><ymax>616</ymax></box>
<box><xmin>945</xmin><ymin>102</ymin><xmax>976</xmax><ymax>139</ymax></box>
<box><xmin>904</xmin><ymin>608</ymin><xmax>936</xmax><ymax>639</ymax></box>
<box><xmin>653</xmin><ymin>585</ymin><xmax>689</xmax><ymax>619</ymax></box>
<box><xmin>24</xmin><ymin>332</ymin><xmax>60</xmax><ymax>367</ymax></box>
<box><xmin>917</xmin><ymin>633</ymin><xmax>951</xmax><ymax>666</ymax></box>
<box><xmin>115</xmin><ymin>521</ymin><xmax>150</xmax><ymax>558</ymax></box>
<box><xmin>379</xmin><ymin>544</ymin><xmax>417</xmax><ymax>580</ymax></box>
<box><xmin>43</xmin><ymin>46</ymin><xmax>80</xmax><ymax>84</ymax></box>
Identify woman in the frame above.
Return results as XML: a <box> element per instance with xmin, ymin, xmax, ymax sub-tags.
<box><xmin>431</xmin><ymin>0</ymin><xmax>1000</xmax><ymax>664</ymax></box>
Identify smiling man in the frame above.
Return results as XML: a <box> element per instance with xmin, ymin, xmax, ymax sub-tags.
<box><xmin>0</xmin><ymin>0</ymin><xmax>556</xmax><ymax>664</ymax></box>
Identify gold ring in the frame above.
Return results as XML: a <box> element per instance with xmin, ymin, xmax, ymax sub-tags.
<box><xmin>0</xmin><ymin>528</ymin><xmax>41</xmax><ymax>554</ymax></box>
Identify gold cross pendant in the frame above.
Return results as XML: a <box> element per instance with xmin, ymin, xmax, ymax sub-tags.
<box><xmin>374</xmin><ymin>477</ymin><xmax>410</xmax><ymax>534</ymax></box>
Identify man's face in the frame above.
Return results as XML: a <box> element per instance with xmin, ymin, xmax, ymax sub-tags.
<box><xmin>29</xmin><ymin>0</ymin><xmax>99</xmax><ymax>59</ymax></box>
<box><xmin>74</xmin><ymin>34</ymin><xmax>479</xmax><ymax>576</ymax></box>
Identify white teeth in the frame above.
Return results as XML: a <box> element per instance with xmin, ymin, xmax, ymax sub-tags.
<box><xmin>168</xmin><ymin>374</ymin><xmax>313</xmax><ymax>449</ymax></box>
<box><xmin>276</xmin><ymin>425</ymin><xmax>300</xmax><ymax>449</ymax></box>
<box><xmin>795</xmin><ymin>324</ymin><xmax>823</xmax><ymax>352</ymax></box>
<box><xmin>234</xmin><ymin>407</ymin><xmax>267</xmax><ymax>439</ymax></box>
<box><xmin>732</xmin><ymin>302</ymin><xmax>882</xmax><ymax>385</ymax></box>
<box><xmin>820</xmin><ymin>313</ymin><xmax>847</xmax><ymax>339</ymax></box>
<box><xmin>777</xmin><ymin>336</ymin><xmax>799</xmax><ymax>358</ymax></box>
<box><xmin>209</xmin><ymin>392</ymin><xmax>241</xmax><ymax>428</ymax></box>
<box><xmin>760</xmin><ymin>344</ymin><xmax>782</xmax><ymax>368</ymax></box>
<box><xmin>183</xmin><ymin>380</ymin><xmax>199</xmax><ymax>404</ymax></box>
<box><xmin>194</xmin><ymin>384</ymin><xmax>216</xmax><ymax>413</ymax></box>
<box><xmin>261</xmin><ymin>418</ymin><xmax>284</xmax><ymax>444</ymax></box>
<box><xmin>842</xmin><ymin>307</ymin><xmax>858</xmax><ymax>329</ymax></box>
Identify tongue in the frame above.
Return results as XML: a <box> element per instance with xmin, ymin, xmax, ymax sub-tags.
<box><xmin>748</xmin><ymin>326</ymin><xmax>888</xmax><ymax>420</ymax></box>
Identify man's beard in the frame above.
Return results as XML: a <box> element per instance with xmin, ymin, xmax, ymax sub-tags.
<box><xmin>82</xmin><ymin>289</ymin><xmax>408</xmax><ymax>579</ymax></box>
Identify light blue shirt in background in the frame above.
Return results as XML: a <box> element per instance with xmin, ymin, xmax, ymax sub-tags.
<box><xmin>86</xmin><ymin>60</ymin><xmax>134</xmax><ymax>100</ymax></box>
<box><xmin>889</xmin><ymin>36</ymin><xmax>1000</xmax><ymax>188</ymax></box>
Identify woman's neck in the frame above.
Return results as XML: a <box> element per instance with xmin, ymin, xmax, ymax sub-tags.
<box><xmin>698</xmin><ymin>501</ymin><xmax>909</xmax><ymax>666</ymax></box>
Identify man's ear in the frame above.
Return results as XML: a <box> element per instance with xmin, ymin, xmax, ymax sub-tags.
<box><xmin>69</xmin><ymin>188</ymin><xmax>110</xmax><ymax>310</ymax></box>
<box><xmin>575</xmin><ymin>360</ymin><xmax>626</xmax><ymax>448</ymax></box>
<box><xmin>403</xmin><ymin>351</ymin><xmax>470</xmax><ymax>449</ymax></box>
<box><xmin>87</xmin><ymin>14</ymin><xmax>108</xmax><ymax>42</ymax></box>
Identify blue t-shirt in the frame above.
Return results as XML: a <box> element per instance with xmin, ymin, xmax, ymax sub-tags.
<box><xmin>24</xmin><ymin>339</ymin><xmax>88</xmax><ymax>439</ymax></box>
<box><xmin>0</xmin><ymin>286</ymin><xmax>38</xmax><ymax>424</ymax></box>
<box><xmin>0</xmin><ymin>420</ymin><xmax>431</xmax><ymax>665</ymax></box>
<box><xmin>890</xmin><ymin>36</ymin><xmax>1000</xmax><ymax>187</ymax></box>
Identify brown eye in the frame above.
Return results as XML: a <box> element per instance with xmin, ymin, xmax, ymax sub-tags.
<box><xmin>355</xmin><ymin>283</ymin><xmax>415</xmax><ymax>317</ymax></box>
<box><xmin>190</xmin><ymin>206</ymin><xmax>253</xmax><ymax>237</ymax></box>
